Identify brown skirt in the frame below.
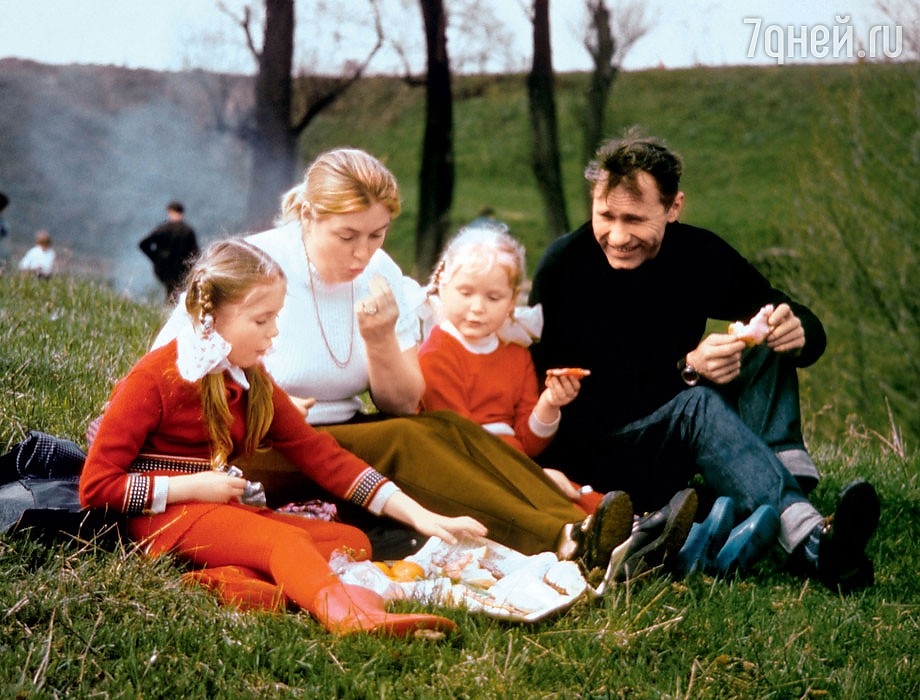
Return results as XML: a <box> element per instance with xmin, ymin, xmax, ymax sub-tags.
<box><xmin>238</xmin><ymin>410</ymin><xmax>585</xmax><ymax>555</ymax></box>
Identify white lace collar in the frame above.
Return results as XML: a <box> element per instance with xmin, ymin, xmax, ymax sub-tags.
<box><xmin>427</xmin><ymin>303</ymin><xmax>544</xmax><ymax>350</ymax></box>
<box><xmin>175</xmin><ymin>315</ymin><xmax>250</xmax><ymax>389</ymax></box>
<box><xmin>440</xmin><ymin>320</ymin><xmax>500</xmax><ymax>355</ymax></box>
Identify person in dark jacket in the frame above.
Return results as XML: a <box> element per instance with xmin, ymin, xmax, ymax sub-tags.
<box><xmin>139</xmin><ymin>200</ymin><xmax>200</xmax><ymax>301</ymax></box>
<box><xmin>528</xmin><ymin>129</ymin><xmax>880</xmax><ymax>592</ymax></box>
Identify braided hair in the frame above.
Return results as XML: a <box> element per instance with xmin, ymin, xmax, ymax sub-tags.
<box><xmin>184</xmin><ymin>239</ymin><xmax>286</xmax><ymax>467</ymax></box>
<box><xmin>427</xmin><ymin>223</ymin><xmax>526</xmax><ymax>300</ymax></box>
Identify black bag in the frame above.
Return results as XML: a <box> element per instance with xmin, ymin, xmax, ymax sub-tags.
<box><xmin>1</xmin><ymin>431</ymin><xmax>125</xmax><ymax>548</ymax></box>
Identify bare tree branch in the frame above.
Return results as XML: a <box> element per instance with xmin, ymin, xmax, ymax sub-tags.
<box><xmin>218</xmin><ymin>2</ymin><xmax>261</xmax><ymax>59</ymax></box>
<box><xmin>290</xmin><ymin>0</ymin><xmax>385</xmax><ymax>135</ymax></box>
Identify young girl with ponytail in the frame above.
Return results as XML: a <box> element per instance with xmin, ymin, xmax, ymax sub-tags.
<box><xmin>79</xmin><ymin>238</ymin><xmax>484</xmax><ymax>637</ymax></box>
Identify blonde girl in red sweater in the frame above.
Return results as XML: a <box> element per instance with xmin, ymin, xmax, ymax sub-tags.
<box><xmin>79</xmin><ymin>238</ymin><xmax>485</xmax><ymax>636</ymax></box>
<box><xmin>420</xmin><ymin>225</ymin><xmax>595</xmax><ymax>510</ymax></box>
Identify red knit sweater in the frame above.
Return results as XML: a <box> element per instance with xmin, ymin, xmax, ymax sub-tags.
<box><xmin>418</xmin><ymin>326</ymin><xmax>553</xmax><ymax>457</ymax></box>
<box><xmin>79</xmin><ymin>341</ymin><xmax>389</xmax><ymax>553</ymax></box>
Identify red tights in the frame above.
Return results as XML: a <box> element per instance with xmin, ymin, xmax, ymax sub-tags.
<box><xmin>173</xmin><ymin>506</ymin><xmax>371</xmax><ymax>612</ymax></box>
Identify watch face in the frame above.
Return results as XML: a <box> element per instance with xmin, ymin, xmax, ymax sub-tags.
<box><xmin>681</xmin><ymin>365</ymin><xmax>699</xmax><ymax>386</ymax></box>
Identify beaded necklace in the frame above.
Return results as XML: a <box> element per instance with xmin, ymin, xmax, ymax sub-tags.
<box><xmin>304</xmin><ymin>243</ymin><xmax>354</xmax><ymax>369</ymax></box>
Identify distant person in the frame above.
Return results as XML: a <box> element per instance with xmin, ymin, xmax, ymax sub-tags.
<box><xmin>18</xmin><ymin>229</ymin><xmax>56</xmax><ymax>279</ymax></box>
<box><xmin>529</xmin><ymin>129</ymin><xmax>881</xmax><ymax>591</ymax></box>
<box><xmin>0</xmin><ymin>191</ymin><xmax>11</xmax><ymax>273</ymax></box>
<box><xmin>469</xmin><ymin>205</ymin><xmax>507</xmax><ymax>231</ymax></box>
<box><xmin>139</xmin><ymin>200</ymin><xmax>200</xmax><ymax>301</ymax></box>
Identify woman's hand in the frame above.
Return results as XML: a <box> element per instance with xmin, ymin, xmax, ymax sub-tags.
<box><xmin>166</xmin><ymin>470</ymin><xmax>246</xmax><ymax>504</ymax></box>
<box><xmin>357</xmin><ymin>275</ymin><xmax>426</xmax><ymax>414</ymax></box>
<box><xmin>355</xmin><ymin>275</ymin><xmax>399</xmax><ymax>344</ymax></box>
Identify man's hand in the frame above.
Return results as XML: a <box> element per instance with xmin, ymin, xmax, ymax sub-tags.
<box><xmin>765</xmin><ymin>303</ymin><xmax>805</xmax><ymax>354</ymax></box>
<box><xmin>687</xmin><ymin>334</ymin><xmax>746</xmax><ymax>385</ymax></box>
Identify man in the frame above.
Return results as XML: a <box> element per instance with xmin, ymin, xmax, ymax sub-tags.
<box><xmin>529</xmin><ymin>130</ymin><xmax>880</xmax><ymax>592</ymax></box>
<box><xmin>139</xmin><ymin>200</ymin><xmax>200</xmax><ymax>301</ymax></box>
<box><xmin>0</xmin><ymin>191</ymin><xmax>11</xmax><ymax>273</ymax></box>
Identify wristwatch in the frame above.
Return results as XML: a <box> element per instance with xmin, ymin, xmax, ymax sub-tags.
<box><xmin>677</xmin><ymin>356</ymin><xmax>700</xmax><ymax>386</ymax></box>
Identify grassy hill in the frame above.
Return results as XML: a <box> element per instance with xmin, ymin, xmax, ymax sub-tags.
<box><xmin>1</xmin><ymin>272</ymin><xmax>918</xmax><ymax>698</ymax></box>
<box><xmin>1</xmin><ymin>58</ymin><xmax>917</xmax><ymax>445</ymax></box>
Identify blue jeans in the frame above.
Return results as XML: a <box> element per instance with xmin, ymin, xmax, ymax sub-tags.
<box><xmin>0</xmin><ymin>477</ymin><xmax>81</xmax><ymax>533</ymax></box>
<box><xmin>581</xmin><ymin>347</ymin><xmax>822</xmax><ymax>551</ymax></box>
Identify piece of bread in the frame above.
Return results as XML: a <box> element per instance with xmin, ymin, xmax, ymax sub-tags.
<box><xmin>729</xmin><ymin>304</ymin><xmax>774</xmax><ymax>346</ymax></box>
<box><xmin>546</xmin><ymin>367</ymin><xmax>591</xmax><ymax>379</ymax></box>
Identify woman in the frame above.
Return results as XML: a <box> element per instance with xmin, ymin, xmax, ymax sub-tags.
<box><xmin>155</xmin><ymin>148</ymin><xmax>635</xmax><ymax>574</ymax></box>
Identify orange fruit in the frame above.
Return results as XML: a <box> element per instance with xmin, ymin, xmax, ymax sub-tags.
<box><xmin>373</xmin><ymin>561</ymin><xmax>392</xmax><ymax>577</ymax></box>
<box><xmin>389</xmin><ymin>560</ymin><xmax>425</xmax><ymax>582</ymax></box>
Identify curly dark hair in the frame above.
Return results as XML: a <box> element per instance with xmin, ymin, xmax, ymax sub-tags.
<box><xmin>585</xmin><ymin>127</ymin><xmax>683</xmax><ymax>208</ymax></box>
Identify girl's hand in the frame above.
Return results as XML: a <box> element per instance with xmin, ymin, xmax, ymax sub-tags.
<box><xmin>542</xmin><ymin>468</ymin><xmax>581</xmax><ymax>500</ymax></box>
<box><xmin>542</xmin><ymin>374</ymin><xmax>582</xmax><ymax>408</ymax></box>
<box><xmin>413</xmin><ymin>513</ymin><xmax>489</xmax><ymax>545</ymax></box>
<box><xmin>381</xmin><ymin>491</ymin><xmax>487</xmax><ymax>544</ymax></box>
<box><xmin>288</xmin><ymin>395</ymin><xmax>317</xmax><ymax>419</ymax></box>
<box><xmin>166</xmin><ymin>471</ymin><xmax>247</xmax><ymax>504</ymax></box>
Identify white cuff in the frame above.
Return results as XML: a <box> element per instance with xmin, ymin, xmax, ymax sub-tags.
<box><xmin>366</xmin><ymin>481</ymin><xmax>401</xmax><ymax>516</ymax></box>
<box><xmin>150</xmin><ymin>476</ymin><xmax>170</xmax><ymax>513</ymax></box>
<box><xmin>529</xmin><ymin>411</ymin><xmax>559</xmax><ymax>438</ymax></box>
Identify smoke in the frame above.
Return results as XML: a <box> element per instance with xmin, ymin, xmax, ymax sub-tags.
<box><xmin>1</xmin><ymin>61</ymin><xmax>255</xmax><ymax>301</ymax></box>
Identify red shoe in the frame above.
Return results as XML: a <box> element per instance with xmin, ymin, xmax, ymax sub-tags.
<box><xmin>311</xmin><ymin>583</ymin><xmax>457</xmax><ymax>638</ymax></box>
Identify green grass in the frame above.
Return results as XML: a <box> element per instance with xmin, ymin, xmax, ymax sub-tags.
<box><xmin>2</xmin><ymin>61</ymin><xmax>919</xmax><ymax>697</ymax></box>
<box><xmin>1</xmin><ymin>271</ymin><xmax>918</xmax><ymax>698</ymax></box>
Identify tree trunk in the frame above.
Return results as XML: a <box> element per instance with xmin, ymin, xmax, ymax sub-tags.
<box><xmin>245</xmin><ymin>0</ymin><xmax>297</xmax><ymax>230</ymax></box>
<box><xmin>527</xmin><ymin>0</ymin><xmax>569</xmax><ymax>239</ymax></box>
<box><xmin>584</xmin><ymin>0</ymin><xmax>618</xmax><ymax>167</ymax></box>
<box><xmin>414</xmin><ymin>0</ymin><xmax>455</xmax><ymax>277</ymax></box>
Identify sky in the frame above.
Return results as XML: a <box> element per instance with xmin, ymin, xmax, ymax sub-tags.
<box><xmin>0</xmin><ymin>1</ymin><xmax>906</xmax><ymax>75</ymax></box>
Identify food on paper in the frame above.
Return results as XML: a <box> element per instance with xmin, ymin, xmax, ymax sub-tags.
<box><xmin>728</xmin><ymin>304</ymin><xmax>774</xmax><ymax>346</ymax></box>
<box><xmin>542</xmin><ymin>560</ymin><xmax>586</xmax><ymax>596</ymax></box>
<box><xmin>546</xmin><ymin>367</ymin><xmax>591</xmax><ymax>379</ymax></box>
<box><xmin>388</xmin><ymin>560</ymin><xmax>426</xmax><ymax>582</ymax></box>
<box><xmin>460</xmin><ymin>567</ymin><xmax>498</xmax><ymax>589</ymax></box>
<box><xmin>334</xmin><ymin>537</ymin><xmax>596</xmax><ymax>622</ymax></box>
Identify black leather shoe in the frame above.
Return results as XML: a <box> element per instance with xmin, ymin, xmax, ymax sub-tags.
<box><xmin>616</xmin><ymin>488</ymin><xmax>698</xmax><ymax>580</ymax></box>
<box><xmin>817</xmin><ymin>479</ymin><xmax>880</xmax><ymax>593</ymax></box>
<box><xmin>575</xmin><ymin>490</ymin><xmax>633</xmax><ymax>578</ymax></box>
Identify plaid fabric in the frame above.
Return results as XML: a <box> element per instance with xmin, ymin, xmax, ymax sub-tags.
<box><xmin>0</xmin><ymin>431</ymin><xmax>86</xmax><ymax>485</ymax></box>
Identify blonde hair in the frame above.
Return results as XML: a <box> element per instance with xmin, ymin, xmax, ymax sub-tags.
<box><xmin>184</xmin><ymin>239</ymin><xmax>286</xmax><ymax>467</ymax></box>
<box><xmin>428</xmin><ymin>224</ymin><xmax>526</xmax><ymax>298</ymax></box>
<box><xmin>278</xmin><ymin>147</ymin><xmax>401</xmax><ymax>224</ymax></box>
